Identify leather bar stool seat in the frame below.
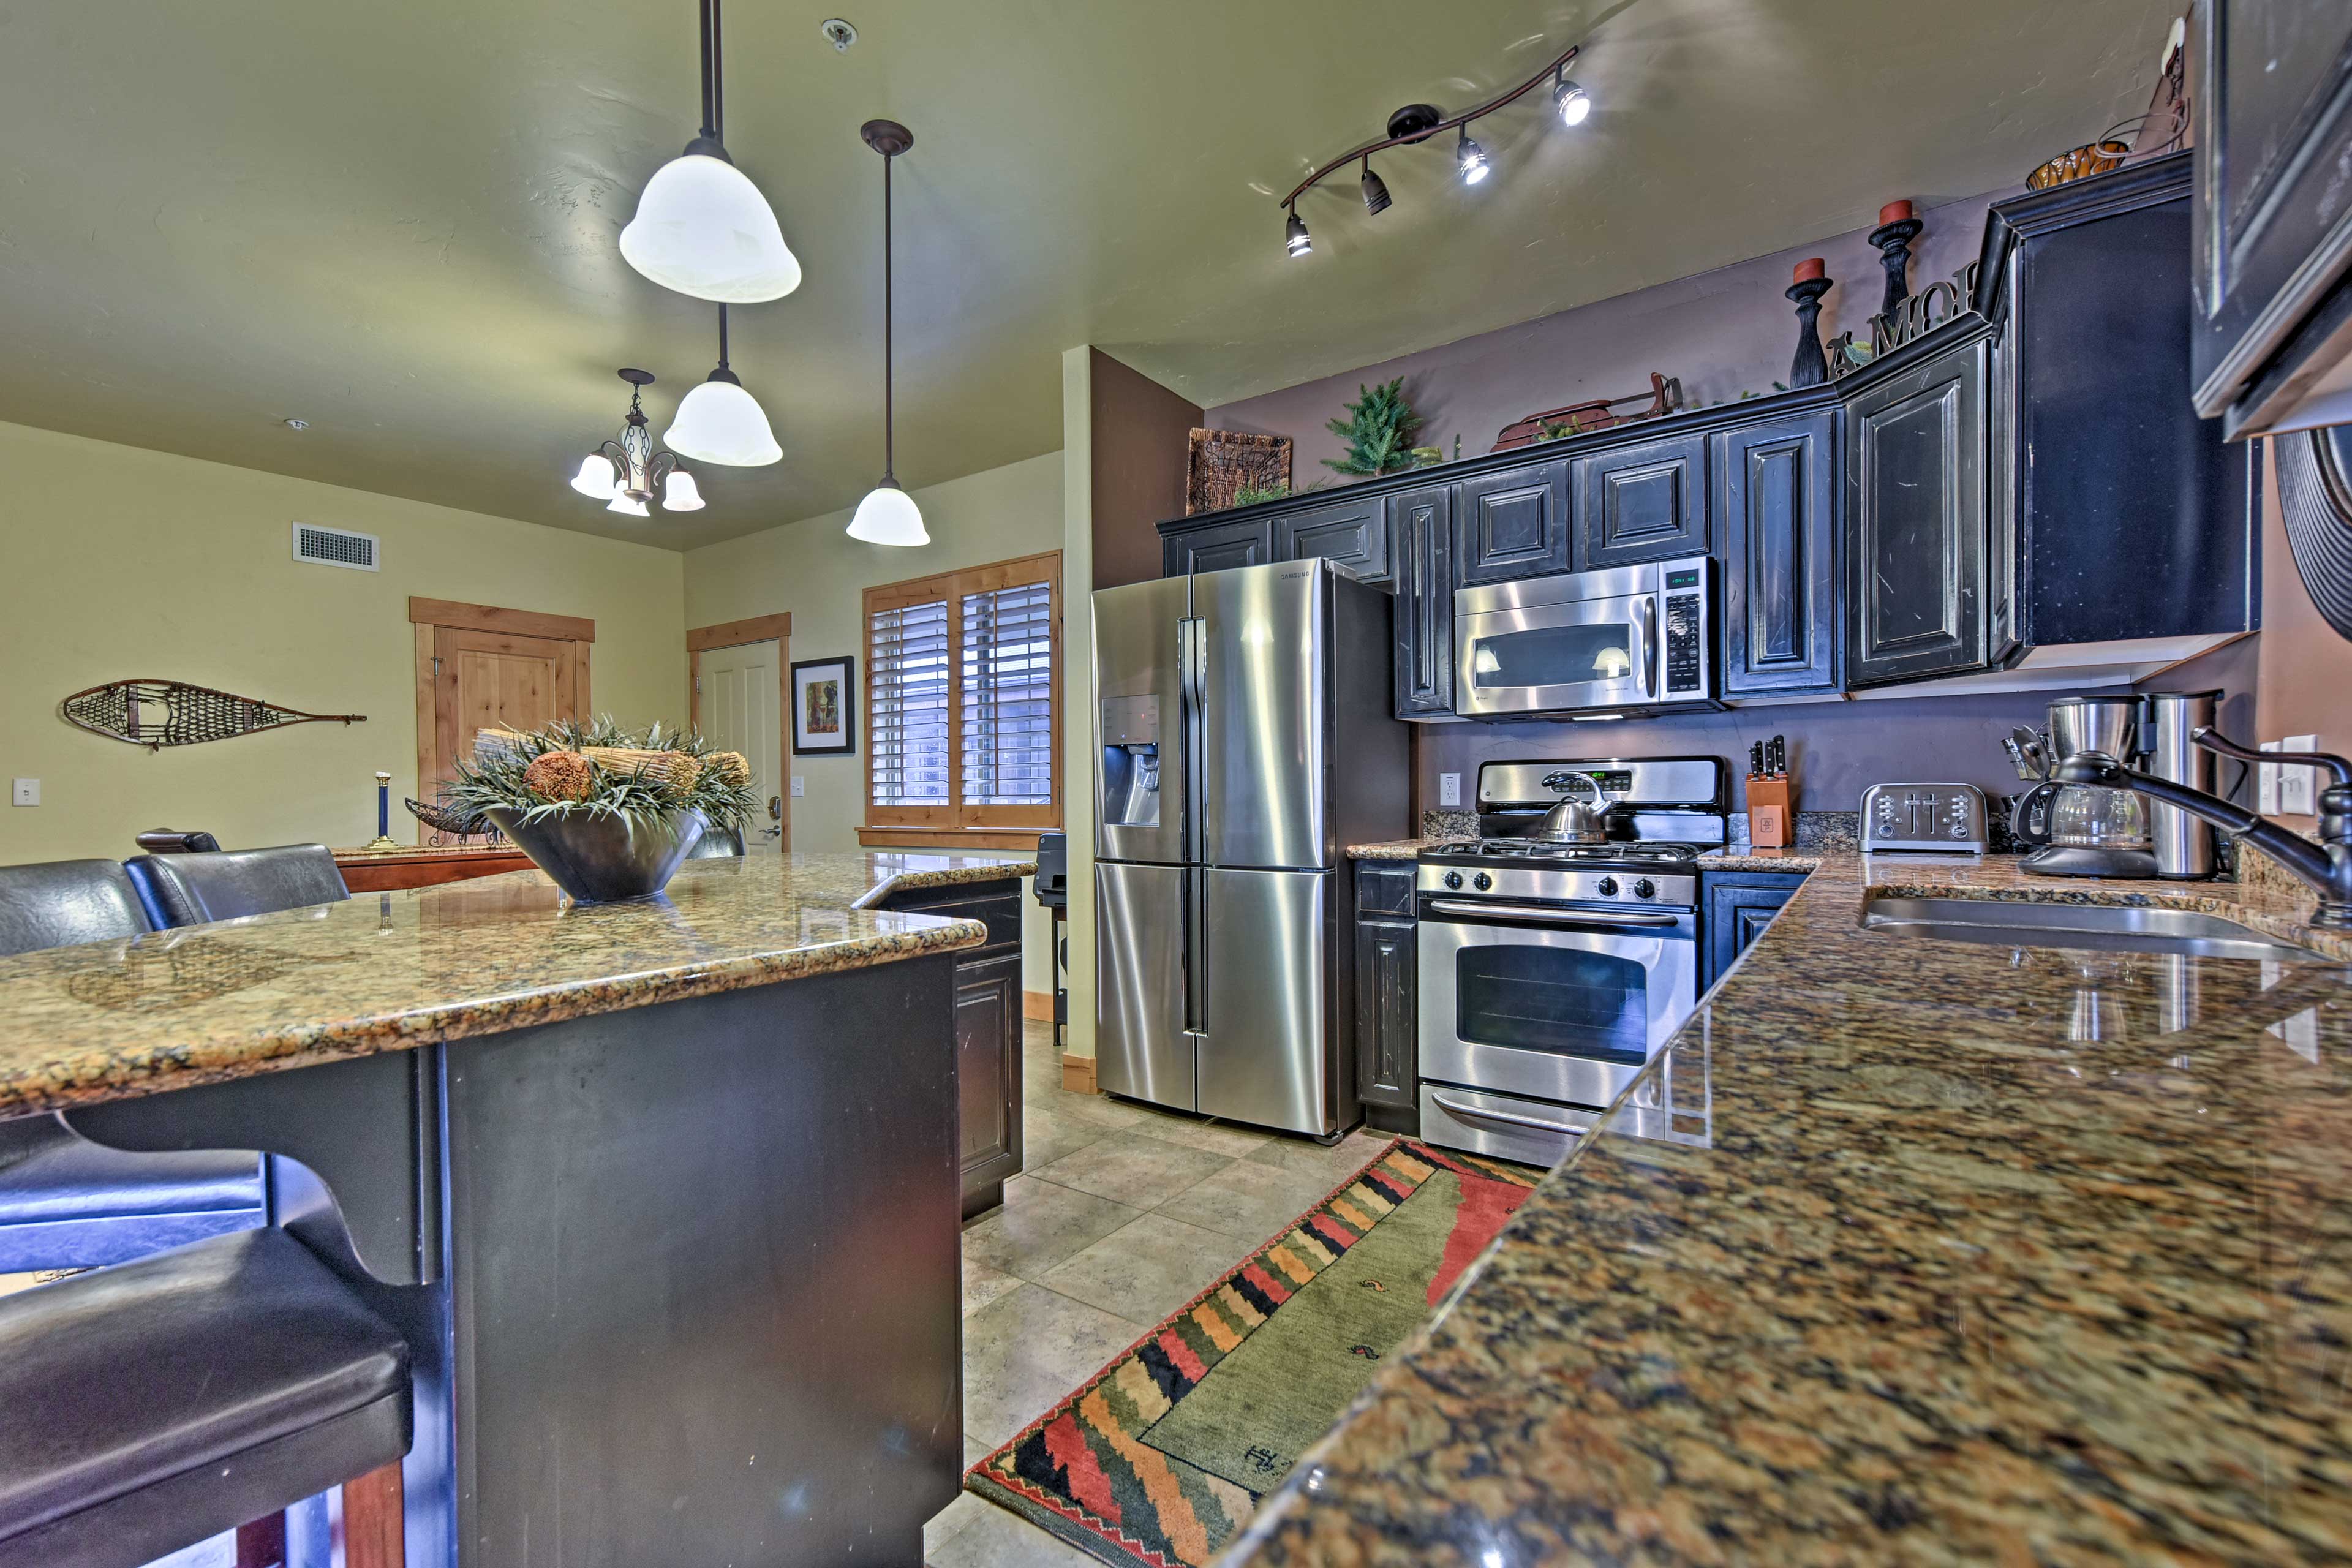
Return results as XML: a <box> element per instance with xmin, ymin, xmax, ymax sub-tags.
<box><xmin>0</xmin><ymin>860</ymin><xmax>150</xmax><ymax>957</ymax></box>
<box><xmin>124</xmin><ymin>844</ymin><xmax>349</xmax><ymax>929</ymax></box>
<box><xmin>0</xmin><ymin>1227</ymin><xmax>412</xmax><ymax>1568</ymax></box>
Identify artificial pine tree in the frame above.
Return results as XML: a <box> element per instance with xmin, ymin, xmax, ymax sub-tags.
<box><xmin>1322</xmin><ymin>378</ymin><xmax>1423</xmax><ymax>476</ymax></box>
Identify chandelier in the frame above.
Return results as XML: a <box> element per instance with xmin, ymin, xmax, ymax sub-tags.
<box><xmin>570</xmin><ymin>369</ymin><xmax>704</xmax><ymax>516</ymax></box>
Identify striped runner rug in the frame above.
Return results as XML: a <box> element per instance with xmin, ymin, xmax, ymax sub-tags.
<box><xmin>964</xmin><ymin>1138</ymin><xmax>1540</xmax><ymax>1566</ymax></box>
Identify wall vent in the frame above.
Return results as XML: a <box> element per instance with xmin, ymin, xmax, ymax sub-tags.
<box><xmin>292</xmin><ymin>521</ymin><xmax>379</xmax><ymax>571</ymax></box>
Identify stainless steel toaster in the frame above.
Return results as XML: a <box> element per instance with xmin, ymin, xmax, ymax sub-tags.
<box><xmin>1861</xmin><ymin>782</ymin><xmax>1989</xmax><ymax>853</ymax></box>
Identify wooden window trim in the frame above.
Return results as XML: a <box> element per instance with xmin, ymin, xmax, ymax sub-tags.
<box><xmin>864</xmin><ymin>549</ymin><xmax>1062</xmax><ymax>836</ymax></box>
<box><xmin>687</xmin><ymin>613</ymin><xmax>793</xmax><ymax>853</ymax></box>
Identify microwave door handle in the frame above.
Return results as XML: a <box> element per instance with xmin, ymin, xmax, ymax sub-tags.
<box><xmin>1425</xmin><ymin>899</ymin><xmax>1683</xmax><ymax>927</ymax></box>
<box><xmin>1428</xmin><ymin>1090</ymin><xmax>1595</xmax><ymax>1139</ymax></box>
<box><xmin>1635</xmin><ymin>595</ymin><xmax>1659</xmax><ymax>699</ymax></box>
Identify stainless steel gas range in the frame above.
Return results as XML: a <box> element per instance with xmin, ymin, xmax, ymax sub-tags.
<box><xmin>1416</xmin><ymin>756</ymin><xmax>1728</xmax><ymax>1165</ymax></box>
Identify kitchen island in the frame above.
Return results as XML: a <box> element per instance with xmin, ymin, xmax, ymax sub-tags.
<box><xmin>0</xmin><ymin>850</ymin><xmax>1032</xmax><ymax>1568</ymax></box>
<box><xmin>1234</xmin><ymin>850</ymin><xmax>2352</xmax><ymax>1564</ymax></box>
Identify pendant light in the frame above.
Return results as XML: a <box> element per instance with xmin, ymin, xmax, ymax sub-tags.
<box><xmin>847</xmin><ymin>120</ymin><xmax>929</xmax><ymax>547</ymax></box>
<box><xmin>570</xmin><ymin>369</ymin><xmax>704</xmax><ymax>515</ymax></box>
<box><xmin>619</xmin><ymin>0</ymin><xmax>802</xmax><ymax>304</ymax></box>
<box><xmin>663</xmin><ymin>304</ymin><xmax>782</xmax><ymax>466</ymax></box>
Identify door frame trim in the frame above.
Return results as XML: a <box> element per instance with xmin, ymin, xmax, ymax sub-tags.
<box><xmin>687</xmin><ymin>612</ymin><xmax>793</xmax><ymax>853</ymax></box>
<box><xmin>410</xmin><ymin>598</ymin><xmax>595</xmax><ymax>845</ymax></box>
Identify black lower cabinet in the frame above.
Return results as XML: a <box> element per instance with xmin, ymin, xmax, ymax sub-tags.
<box><xmin>1353</xmin><ymin>862</ymin><xmax>1419</xmax><ymax>1134</ymax></box>
<box><xmin>871</xmin><ymin>879</ymin><xmax>1025</xmax><ymax>1216</ymax></box>
<box><xmin>1702</xmin><ymin>871</ymin><xmax>1807</xmax><ymax>988</ymax></box>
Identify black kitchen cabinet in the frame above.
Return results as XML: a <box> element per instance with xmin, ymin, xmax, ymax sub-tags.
<box><xmin>1575</xmin><ymin>431</ymin><xmax>1710</xmax><ymax>569</ymax></box>
<box><xmin>1353</xmin><ymin>862</ymin><xmax>1419</xmax><ymax>1135</ymax></box>
<box><xmin>1702</xmin><ymin>870</ymin><xmax>1807</xmax><ymax>988</ymax></box>
<box><xmin>2188</xmin><ymin>2</ymin><xmax>2352</xmax><ymax>439</ymax></box>
<box><xmin>1454</xmin><ymin>459</ymin><xmax>1572</xmax><ymax>586</ymax></box>
<box><xmin>1275</xmin><ymin>495</ymin><xmax>1392</xmax><ymax>587</ymax></box>
<box><xmin>1717</xmin><ymin>411</ymin><xmax>1838</xmax><ymax>696</ymax></box>
<box><xmin>1387</xmin><ymin>484</ymin><xmax>1456</xmax><ymax>718</ymax></box>
<box><xmin>1163</xmin><ymin>514</ymin><xmax>1270</xmax><ymax>578</ymax></box>
<box><xmin>1844</xmin><ymin>329</ymin><xmax>1991</xmax><ymax>687</ymax></box>
<box><xmin>870</xmin><ymin>878</ymin><xmax>1025</xmax><ymax>1217</ymax></box>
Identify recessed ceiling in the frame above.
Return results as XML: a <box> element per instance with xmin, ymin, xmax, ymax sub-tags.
<box><xmin>0</xmin><ymin>0</ymin><xmax>2176</xmax><ymax>548</ymax></box>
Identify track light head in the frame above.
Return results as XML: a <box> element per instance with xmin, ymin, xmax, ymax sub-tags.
<box><xmin>1284</xmin><ymin>208</ymin><xmax>1313</xmax><ymax>257</ymax></box>
<box><xmin>1554</xmin><ymin>77</ymin><xmax>1591</xmax><ymax>126</ymax></box>
<box><xmin>1457</xmin><ymin>126</ymin><xmax>1488</xmax><ymax>185</ymax></box>
<box><xmin>1359</xmin><ymin>161</ymin><xmax>1392</xmax><ymax>217</ymax></box>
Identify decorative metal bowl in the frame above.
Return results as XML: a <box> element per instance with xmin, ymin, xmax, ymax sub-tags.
<box><xmin>482</xmin><ymin>808</ymin><xmax>707</xmax><ymax>903</ymax></box>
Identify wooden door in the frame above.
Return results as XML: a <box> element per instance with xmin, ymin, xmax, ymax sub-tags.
<box><xmin>410</xmin><ymin>598</ymin><xmax>594</xmax><ymax>842</ymax></box>
<box><xmin>699</xmin><ymin>639</ymin><xmax>784</xmax><ymax>853</ymax></box>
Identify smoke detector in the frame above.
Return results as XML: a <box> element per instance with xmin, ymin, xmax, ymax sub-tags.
<box><xmin>820</xmin><ymin>18</ymin><xmax>858</xmax><ymax>51</ymax></box>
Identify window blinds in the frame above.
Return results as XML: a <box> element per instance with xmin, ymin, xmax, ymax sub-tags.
<box><xmin>960</xmin><ymin>581</ymin><xmax>1055</xmax><ymax>806</ymax></box>
<box><xmin>868</xmin><ymin>598</ymin><xmax>951</xmax><ymax>806</ymax></box>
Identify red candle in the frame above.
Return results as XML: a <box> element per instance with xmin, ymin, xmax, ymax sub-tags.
<box><xmin>1793</xmin><ymin>257</ymin><xmax>1826</xmax><ymax>284</ymax></box>
<box><xmin>1878</xmin><ymin>198</ymin><xmax>1915</xmax><ymax>225</ymax></box>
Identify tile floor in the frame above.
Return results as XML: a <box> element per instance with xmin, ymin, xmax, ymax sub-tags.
<box><xmin>924</xmin><ymin>1020</ymin><xmax>1395</xmax><ymax>1567</ymax></box>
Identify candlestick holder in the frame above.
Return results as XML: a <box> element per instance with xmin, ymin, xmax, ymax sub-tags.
<box><xmin>362</xmin><ymin>770</ymin><xmax>402</xmax><ymax>853</ymax></box>
<box><xmin>1785</xmin><ymin>277</ymin><xmax>1833</xmax><ymax>388</ymax></box>
<box><xmin>1868</xmin><ymin>215</ymin><xmax>1924</xmax><ymax>322</ymax></box>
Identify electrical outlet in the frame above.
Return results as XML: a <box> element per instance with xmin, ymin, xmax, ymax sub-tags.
<box><xmin>2282</xmin><ymin>736</ymin><xmax>2320</xmax><ymax>815</ymax></box>
<box><xmin>1437</xmin><ymin>772</ymin><xmax>1463</xmax><ymax>808</ymax></box>
<box><xmin>2259</xmin><ymin>742</ymin><xmax>2280</xmax><ymax>815</ymax></box>
<box><xmin>790</xmin><ymin>776</ymin><xmax>805</xmax><ymax>799</ymax></box>
<box><xmin>10</xmin><ymin>779</ymin><xmax>36</xmax><ymax>807</ymax></box>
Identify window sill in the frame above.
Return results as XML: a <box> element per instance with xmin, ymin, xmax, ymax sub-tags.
<box><xmin>857</xmin><ymin>827</ymin><xmax>1053</xmax><ymax>852</ymax></box>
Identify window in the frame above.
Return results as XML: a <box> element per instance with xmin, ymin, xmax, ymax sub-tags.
<box><xmin>864</xmin><ymin>551</ymin><xmax>1061</xmax><ymax>843</ymax></box>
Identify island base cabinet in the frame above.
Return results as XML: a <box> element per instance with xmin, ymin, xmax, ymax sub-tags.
<box><xmin>956</xmin><ymin>951</ymin><xmax>1023</xmax><ymax>1216</ymax></box>
<box><xmin>1703</xmin><ymin>872</ymin><xmax>1807</xmax><ymax>987</ymax></box>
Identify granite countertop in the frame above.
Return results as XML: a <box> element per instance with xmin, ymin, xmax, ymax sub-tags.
<box><xmin>0</xmin><ymin>850</ymin><xmax>1032</xmax><ymax>1121</ymax></box>
<box><xmin>1230</xmin><ymin>851</ymin><xmax>2352</xmax><ymax>1564</ymax></box>
<box><xmin>1348</xmin><ymin>839</ymin><xmax>1433</xmax><ymax>861</ymax></box>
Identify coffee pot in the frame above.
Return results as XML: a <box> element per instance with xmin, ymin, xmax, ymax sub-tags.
<box><xmin>2014</xmin><ymin>695</ymin><xmax>2158</xmax><ymax>878</ymax></box>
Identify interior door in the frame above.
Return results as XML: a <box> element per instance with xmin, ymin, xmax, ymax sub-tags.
<box><xmin>435</xmin><ymin>627</ymin><xmax>576</xmax><ymax>791</ymax></box>
<box><xmin>1194</xmin><ymin>562</ymin><xmax>1326</xmax><ymax>870</ymax></box>
<box><xmin>701</xmin><ymin>639</ymin><xmax>784</xmax><ymax>853</ymax></box>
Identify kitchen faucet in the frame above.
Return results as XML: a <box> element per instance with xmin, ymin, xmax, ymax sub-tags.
<box><xmin>2052</xmin><ymin>727</ymin><xmax>2352</xmax><ymax>927</ymax></box>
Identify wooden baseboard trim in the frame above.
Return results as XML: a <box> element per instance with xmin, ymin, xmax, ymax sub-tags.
<box><xmin>1060</xmin><ymin>1055</ymin><xmax>1098</xmax><ymax>1095</ymax></box>
<box><xmin>1022</xmin><ymin>989</ymin><xmax>1055</xmax><ymax>1022</ymax></box>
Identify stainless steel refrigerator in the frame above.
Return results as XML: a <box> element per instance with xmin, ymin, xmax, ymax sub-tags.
<box><xmin>1093</xmin><ymin>559</ymin><xmax>1408</xmax><ymax>1136</ymax></box>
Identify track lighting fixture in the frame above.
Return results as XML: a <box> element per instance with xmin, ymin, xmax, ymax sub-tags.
<box><xmin>1275</xmin><ymin>38</ymin><xmax>1588</xmax><ymax>256</ymax></box>
<box><xmin>571</xmin><ymin>370</ymin><xmax>704</xmax><ymax>516</ymax></box>
<box><xmin>847</xmin><ymin>119</ymin><xmax>930</xmax><ymax>547</ymax></box>
<box><xmin>663</xmin><ymin>305</ymin><xmax>782</xmax><ymax>466</ymax></box>
<box><xmin>1455</xmin><ymin>126</ymin><xmax>1488</xmax><ymax>185</ymax></box>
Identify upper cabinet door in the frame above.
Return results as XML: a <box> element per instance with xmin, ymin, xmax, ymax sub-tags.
<box><xmin>1163</xmin><ymin>516</ymin><xmax>1271</xmax><ymax>579</ymax></box>
<box><xmin>1387</xmin><ymin>484</ymin><xmax>1455</xmax><ymax>718</ymax></box>
<box><xmin>2190</xmin><ymin>0</ymin><xmax>2352</xmax><ymax>438</ymax></box>
<box><xmin>1717</xmin><ymin>412</ymin><xmax>1838</xmax><ymax>697</ymax></box>
<box><xmin>1574</xmin><ymin>432</ymin><xmax>1710</xmax><ymax>569</ymax></box>
<box><xmin>1274</xmin><ymin>496</ymin><xmax>1392</xmax><ymax>587</ymax></box>
<box><xmin>1453</xmin><ymin>459</ymin><xmax>1571</xmax><ymax>586</ymax></box>
<box><xmin>1845</xmin><ymin>337</ymin><xmax>1990</xmax><ymax>688</ymax></box>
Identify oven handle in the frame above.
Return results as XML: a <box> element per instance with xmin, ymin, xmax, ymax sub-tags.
<box><xmin>1429</xmin><ymin>1090</ymin><xmax>1594</xmax><ymax>1139</ymax></box>
<box><xmin>1425</xmin><ymin>898</ymin><xmax>1683</xmax><ymax>928</ymax></box>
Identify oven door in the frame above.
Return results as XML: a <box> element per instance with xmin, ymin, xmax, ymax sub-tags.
<box><xmin>1455</xmin><ymin>590</ymin><xmax>1659</xmax><ymax>718</ymax></box>
<box><xmin>1417</xmin><ymin>900</ymin><xmax>1697</xmax><ymax>1107</ymax></box>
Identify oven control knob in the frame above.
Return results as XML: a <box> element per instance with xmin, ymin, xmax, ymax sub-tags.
<box><xmin>1632</xmin><ymin>878</ymin><xmax>1656</xmax><ymax>900</ymax></box>
<box><xmin>1472</xmin><ymin>872</ymin><xmax>1493</xmax><ymax>892</ymax></box>
<box><xmin>1444</xmin><ymin>870</ymin><xmax>1464</xmax><ymax>890</ymax></box>
<box><xmin>1596</xmin><ymin>876</ymin><xmax>1619</xmax><ymax>897</ymax></box>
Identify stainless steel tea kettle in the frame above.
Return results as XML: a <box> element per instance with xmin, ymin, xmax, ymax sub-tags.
<box><xmin>1537</xmin><ymin>771</ymin><xmax>1615</xmax><ymax>843</ymax></box>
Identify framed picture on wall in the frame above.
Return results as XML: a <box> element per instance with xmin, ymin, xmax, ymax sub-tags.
<box><xmin>790</xmin><ymin>657</ymin><xmax>856</xmax><ymax>756</ymax></box>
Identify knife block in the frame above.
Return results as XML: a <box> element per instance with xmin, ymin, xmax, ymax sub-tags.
<box><xmin>1747</xmin><ymin>775</ymin><xmax>1792</xmax><ymax>848</ymax></box>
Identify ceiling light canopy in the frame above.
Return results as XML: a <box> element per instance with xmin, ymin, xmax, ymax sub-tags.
<box><xmin>846</xmin><ymin>120</ymin><xmax>930</xmax><ymax>548</ymax></box>
<box><xmin>572</xmin><ymin>369</ymin><xmax>705</xmax><ymax>518</ymax></box>
<box><xmin>1276</xmin><ymin>38</ymin><xmax>1589</xmax><ymax>257</ymax></box>
<box><xmin>618</xmin><ymin>0</ymin><xmax>802</xmax><ymax>304</ymax></box>
<box><xmin>663</xmin><ymin>305</ymin><xmax>782</xmax><ymax>466</ymax></box>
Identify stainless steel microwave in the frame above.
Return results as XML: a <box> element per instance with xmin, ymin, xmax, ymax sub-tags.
<box><xmin>1453</xmin><ymin>556</ymin><xmax>1716</xmax><ymax>719</ymax></box>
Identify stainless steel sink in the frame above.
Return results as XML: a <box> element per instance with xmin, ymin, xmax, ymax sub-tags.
<box><xmin>1861</xmin><ymin>896</ymin><xmax>2333</xmax><ymax>963</ymax></box>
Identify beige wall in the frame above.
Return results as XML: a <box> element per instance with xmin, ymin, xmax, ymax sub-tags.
<box><xmin>0</xmin><ymin>420</ymin><xmax>685</xmax><ymax>864</ymax></box>
<box><xmin>682</xmin><ymin>450</ymin><xmax>1066</xmax><ymax>995</ymax></box>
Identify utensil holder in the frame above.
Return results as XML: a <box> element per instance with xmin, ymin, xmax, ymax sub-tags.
<box><xmin>1748</xmin><ymin>777</ymin><xmax>1792</xmax><ymax>848</ymax></box>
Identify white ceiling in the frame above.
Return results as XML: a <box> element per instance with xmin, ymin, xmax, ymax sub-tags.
<box><xmin>0</xmin><ymin>0</ymin><xmax>2177</xmax><ymax>548</ymax></box>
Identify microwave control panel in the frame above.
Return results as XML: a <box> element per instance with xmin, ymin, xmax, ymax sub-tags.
<box><xmin>1660</xmin><ymin>559</ymin><xmax>1710</xmax><ymax>698</ymax></box>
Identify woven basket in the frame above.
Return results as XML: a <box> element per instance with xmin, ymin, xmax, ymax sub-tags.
<box><xmin>581</xmin><ymin>746</ymin><xmax>703</xmax><ymax>791</ymax></box>
<box><xmin>1185</xmin><ymin>429</ymin><xmax>1293</xmax><ymax>514</ymax></box>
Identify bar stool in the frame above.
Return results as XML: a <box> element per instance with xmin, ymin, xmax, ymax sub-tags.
<box><xmin>123</xmin><ymin>844</ymin><xmax>349</xmax><ymax>929</ymax></box>
<box><xmin>0</xmin><ymin>1226</ymin><xmax>412</xmax><ymax>1568</ymax></box>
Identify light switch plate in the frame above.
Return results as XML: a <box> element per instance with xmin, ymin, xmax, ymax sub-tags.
<box><xmin>790</xmin><ymin>776</ymin><xmax>805</xmax><ymax>799</ymax></box>
<box><xmin>2259</xmin><ymin>742</ymin><xmax>2280</xmax><ymax>815</ymax></box>
<box><xmin>2282</xmin><ymin>736</ymin><xmax>2320</xmax><ymax>815</ymax></box>
<box><xmin>10</xmin><ymin>778</ymin><xmax>36</xmax><ymax>807</ymax></box>
<box><xmin>1437</xmin><ymin>772</ymin><xmax>1463</xmax><ymax>808</ymax></box>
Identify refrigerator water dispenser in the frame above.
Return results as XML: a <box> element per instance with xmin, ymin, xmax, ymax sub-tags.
<box><xmin>1099</xmin><ymin>695</ymin><xmax>1161</xmax><ymax>828</ymax></box>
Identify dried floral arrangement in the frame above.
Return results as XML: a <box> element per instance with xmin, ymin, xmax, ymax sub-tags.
<box><xmin>443</xmin><ymin>716</ymin><xmax>758</xmax><ymax>834</ymax></box>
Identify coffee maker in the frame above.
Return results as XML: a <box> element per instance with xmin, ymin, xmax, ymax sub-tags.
<box><xmin>2015</xmin><ymin>695</ymin><xmax>2158</xmax><ymax>878</ymax></box>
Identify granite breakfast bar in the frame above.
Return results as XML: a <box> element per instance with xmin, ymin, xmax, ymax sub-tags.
<box><xmin>0</xmin><ymin>850</ymin><xmax>1032</xmax><ymax>1568</ymax></box>
<box><xmin>1236</xmin><ymin>848</ymin><xmax>2352</xmax><ymax>1564</ymax></box>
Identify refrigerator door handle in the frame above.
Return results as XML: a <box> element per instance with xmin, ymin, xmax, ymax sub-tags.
<box><xmin>1180</xmin><ymin>616</ymin><xmax>1207</xmax><ymax>867</ymax></box>
<box><xmin>1183</xmin><ymin>867</ymin><xmax>1209</xmax><ymax>1034</ymax></box>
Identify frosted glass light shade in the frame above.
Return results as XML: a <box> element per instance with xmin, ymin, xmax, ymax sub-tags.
<box><xmin>619</xmin><ymin>153</ymin><xmax>802</xmax><ymax>304</ymax></box>
<box><xmin>663</xmin><ymin>377</ymin><xmax>782</xmax><ymax>466</ymax></box>
<box><xmin>846</xmin><ymin>480</ymin><xmax>929</xmax><ymax>546</ymax></box>
<box><xmin>570</xmin><ymin>454</ymin><xmax>617</xmax><ymax>499</ymax></box>
<box><xmin>606</xmin><ymin>492</ymin><xmax>651</xmax><ymax>517</ymax></box>
<box><xmin>662</xmin><ymin>469</ymin><xmax>705</xmax><ymax>511</ymax></box>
